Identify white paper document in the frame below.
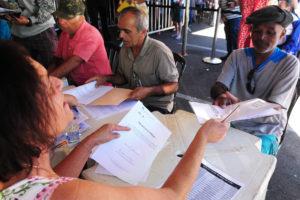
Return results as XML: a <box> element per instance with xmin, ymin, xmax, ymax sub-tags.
<box><xmin>188</xmin><ymin>160</ymin><xmax>244</xmax><ymax>200</ymax></box>
<box><xmin>90</xmin><ymin>101</ymin><xmax>172</xmax><ymax>185</ymax></box>
<box><xmin>84</xmin><ymin>100</ymin><xmax>137</xmax><ymax>120</ymax></box>
<box><xmin>94</xmin><ymin>164</ymin><xmax>114</xmax><ymax>176</ymax></box>
<box><xmin>94</xmin><ymin>163</ymin><xmax>150</xmax><ymax>182</ymax></box>
<box><xmin>190</xmin><ymin>98</ymin><xmax>281</xmax><ymax>124</ymax></box>
<box><xmin>0</xmin><ymin>7</ymin><xmax>20</xmax><ymax>15</ymax></box>
<box><xmin>63</xmin><ymin>81</ymin><xmax>113</xmax><ymax>105</ymax></box>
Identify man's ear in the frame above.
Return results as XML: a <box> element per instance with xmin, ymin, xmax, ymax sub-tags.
<box><xmin>279</xmin><ymin>28</ymin><xmax>287</xmax><ymax>40</ymax></box>
<box><xmin>142</xmin><ymin>28</ymin><xmax>147</xmax><ymax>36</ymax></box>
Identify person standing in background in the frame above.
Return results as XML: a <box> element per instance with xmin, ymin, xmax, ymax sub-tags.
<box><xmin>86</xmin><ymin>0</ymin><xmax>110</xmax><ymax>41</ymax></box>
<box><xmin>171</xmin><ymin>0</ymin><xmax>185</xmax><ymax>40</ymax></box>
<box><xmin>0</xmin><ymin>19</ymin><xmax>10</xmax><ymax>39</ymax></box>
<box><xmin>219</xmin><ymin>0</ymin><xmax>241</xmax><ymax>60</ymax></box>
<box><xmin>1</xmin><ymin>0</ymin><xmax>57</xmax><ymax>68</ymax></box>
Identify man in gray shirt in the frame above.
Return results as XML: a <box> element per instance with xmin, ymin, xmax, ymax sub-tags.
<box><xmin>211</xmin><ymin>6</ymin><xmax>300</xmax><ymax>155</ymax></box>
<box><xmin>87</xmin><ymin>7</ymin><xmax>178</xmax><ymax>114</ymax></box>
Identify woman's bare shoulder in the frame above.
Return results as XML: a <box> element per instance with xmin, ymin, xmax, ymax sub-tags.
<box><xmin>50</xmin><ymin>178</ymin><xmax>175</xmax><ymax>200</ymax></box>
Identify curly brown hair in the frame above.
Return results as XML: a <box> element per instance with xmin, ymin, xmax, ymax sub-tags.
<box><xmin>0</xmin><ymin>40</ymin><xmax>55</xmax><ymax>182</ymax></box>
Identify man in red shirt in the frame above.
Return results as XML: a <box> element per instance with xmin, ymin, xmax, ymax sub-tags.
<box><xmin>48</xmin><ymin>0</ymin><xmax>112</xmax><ymax>85</ymax></box>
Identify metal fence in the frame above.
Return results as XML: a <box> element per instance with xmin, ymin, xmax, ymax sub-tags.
<box><xmin>103</xmin><ymin>0</ymin><xmax>175</xmax><ymax>34</ymax></box>
<box><xmin>147</xmin><ymin>0</ymin><xmax>175</xmax><ymax>34</ymax></box>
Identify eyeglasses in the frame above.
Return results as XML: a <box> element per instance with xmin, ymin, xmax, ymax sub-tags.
<box><xmin>246</xmin><ymin>69</ymin><xmax>255</xmax><ymax>94</ymax></box>
<box><xmin>132</xmin><ymin>71</ymin><xmax>142</xmax><ymax>87</ymax></box>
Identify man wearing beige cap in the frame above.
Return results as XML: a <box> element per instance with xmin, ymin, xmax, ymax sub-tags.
<box><xmin>211</xmin><ymin>5</ymin><xmax>300</xmax><ymax>155</ymax></box>
<box><xmin>48</xmin><ymin>0</ymin><xmax>112</xmax><ymax>85</ymax></box>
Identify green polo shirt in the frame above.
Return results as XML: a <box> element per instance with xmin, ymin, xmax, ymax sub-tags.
<box><xmin>118</xmin><ymin>36</ymin><xmax>179</xmax><ymax>112</ymax></box>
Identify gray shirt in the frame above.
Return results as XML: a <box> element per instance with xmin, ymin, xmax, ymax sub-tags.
<box><xmin>5</xmin><ymin>0</ymin><xmax>56</xmax><ymax>38</ymax></box>
<box><xmin>217</xmin><ymin>48</ymin><xmax>300</xmax><ymax>140</ymax></box>
<box><xmin>118</xmin><ymin>36</ymin><xmax>179</xmax><ymax>112</ymax></box>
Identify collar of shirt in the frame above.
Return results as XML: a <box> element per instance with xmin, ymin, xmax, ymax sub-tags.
<box><xmin>67</xmin><ymin>19</ymin><xmax>87</xmax><ymax>42</ymax></box>
<box><xmin>128</xmin><ymin>35</ymin><xmax>150</xmax><ymax>60</ymax></box>
<box><xmin>244</xmin><ymin>47</ymin><xmax>287</xmax><ymax>71</ymax></box>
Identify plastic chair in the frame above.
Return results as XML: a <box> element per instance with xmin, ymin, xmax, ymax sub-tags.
<box><xmin>105</xmin><ymin>41</ymin><xmax>121</xmax><ymax>73</ymax></box>
<box><xmin>171</xmin><ymin>52</ymin><xmax>187</xmax><ymax>113</ymax></box>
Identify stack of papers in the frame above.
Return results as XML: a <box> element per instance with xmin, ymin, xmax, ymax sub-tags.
<box><xmin>63</xmin><ymin>81</ymin><xmax>132</xmax><ymax>106</ymax></box>
<box><xmin>188</xmin><ymin>160</ymin><xmax>244</xmax><ymax>200</ymax></box>
<box><xmin>63</xmin><ymin>81</ymin><xmax>135</xmax><ymax>120</ymax></box>
<box><xmin>90</xmin><ymin>101</ymin><xmax>172</xmax><ymax>185</ymax></box>
<box><xmin>190</xmin><ymin>98</ymin><xmax>281</xmax><ymax>124</ymax></box>
<box><xmin>84</xmin><ymin>101</ymin><xmax>137</xmax><ymax>120</ymax></box>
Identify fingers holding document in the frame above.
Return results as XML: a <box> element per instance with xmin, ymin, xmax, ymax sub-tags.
<box><xmin>213</xmin><ymin>91</ymin><xmax>240</xmax><ymax>108</ymax></box>
<box><xmin>64</xmin><ymin>94</ymin><xmax>78</xmax><ymax>107</ymax></box>
<box><xmin>197</xmin><ymin>119</ymin><xmax>230</xmax><ymax>143</ymax></box>
<box><xmin>85</xmin><ymin>75</ymin><xmax>108</xmax><ymax>88</ymax></box>
<box><xmin>87</xmin><ymin>124</ymin><xmax>131</xmax><ymax>147</ymax></box>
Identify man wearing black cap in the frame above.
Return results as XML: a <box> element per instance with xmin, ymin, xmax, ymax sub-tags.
<box><xmin>210</xmin><ymin>5</ymin><xmax>300</xmax><ymax>155</ymax></box>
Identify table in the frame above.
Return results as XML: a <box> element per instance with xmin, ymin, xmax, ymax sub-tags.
<box><xmin>51</xmin><ymin>109</ymin><xmax>276</xmax><ymax>200</ymax></box>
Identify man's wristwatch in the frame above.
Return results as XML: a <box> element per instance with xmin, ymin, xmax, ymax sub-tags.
<box><xmin>26</xmin><ymin>17</ymin><xmax>32</xmax><ymax>27</ymax></box>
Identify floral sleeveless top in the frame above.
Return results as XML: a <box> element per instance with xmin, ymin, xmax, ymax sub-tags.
<box><xmin>0</xmin><ymin>176</ymin><xmax>75</xmax><ymax>200</ymax></box>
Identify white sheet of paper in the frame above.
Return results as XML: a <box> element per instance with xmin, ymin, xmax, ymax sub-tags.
<box><xmin>95</xmin><ymin>164</ymin><xmax>114</xmax><ymax>176</ymax></box>
<box><xmin>94</xmin><ymin>163</ymin><xmax>150</xmax><ymax>182</ymax></box>
<box><xmin>190</xmin><ymin>98</ymin><xmax>280</xmax><ymax>124</ymax></box>
<box><xmin>90</xmin><ymin>101</ymin><xmax>172</xmax><ymax>185</ymax></box>
<box><xmin>84</xmin><ymin>101</ymin><xmax>137</xmax><ymax>120</ymax></box>
<box><xmin>63</xmin><ymin>81</ymin><xmax>113</xmax><ymax>105</ymax></box>
<box><xmin>187</xmin><ymin>159</ymin><xmax>244</xmax><ymax>200</ymax></box>
<box><xmin>0</xmin><ymin>7</ymin><xmax>20</xmax><ymax>14</ymax></box>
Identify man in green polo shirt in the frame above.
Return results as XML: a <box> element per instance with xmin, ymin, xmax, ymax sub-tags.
<box><xmin>87</xmin><ymin>7</ymin><xmax>179</xmax><ymax>114</ymax></box>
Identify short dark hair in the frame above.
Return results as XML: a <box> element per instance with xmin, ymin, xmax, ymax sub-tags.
<box><xmin>0</xmin><ymin>40</ymin><xmax>55</xmax><ymax>182</ymax></box>
<box><xmin>119</xmin><ymin>6</ymin><xmax>148</xmax><ymax>32</ymax></box>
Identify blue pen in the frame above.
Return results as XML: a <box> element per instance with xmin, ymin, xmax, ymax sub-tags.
<box><xmin>73</xmin><ymin>107</ymin><xmax>79</xmax><ymax>113</ymax></box>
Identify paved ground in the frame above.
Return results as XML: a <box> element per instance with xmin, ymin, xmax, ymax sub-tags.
<box><xmin>150</xmin><ymin>21</ymin><xmax>300</xmax><ymax>199</ymax></box>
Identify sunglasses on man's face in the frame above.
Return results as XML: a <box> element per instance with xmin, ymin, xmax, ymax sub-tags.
<box><xmin>246</xmin><ymin>69</ymin><xmax>255</xmax><ymax>94</ymax></box>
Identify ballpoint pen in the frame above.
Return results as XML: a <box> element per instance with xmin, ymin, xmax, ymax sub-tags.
<box><xmin>73</xmin><ymin>107</ymin><xmax>79</xmax><ymax>113</ymax></box>
<box><xmin>221</xmin><ymin>105</ymin><xmax>240</xmax><ymax>123</ymax></box>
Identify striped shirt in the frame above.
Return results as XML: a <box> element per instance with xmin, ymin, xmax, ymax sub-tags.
<box><xmin>219</xmin><ymin>0</ymin><xmax>241</xmax><ymax>20</ymax></box>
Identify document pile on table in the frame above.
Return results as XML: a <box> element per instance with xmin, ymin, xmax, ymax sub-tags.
<box><xmin>188</xmin><ymin>160</ymin><xmax>244</xmax><ymax>200</ymax></box>
<box><xmin>90</xmin><ymin>101</ymin><xmax>172</xmax><ymax>185</ymax></box>
<box><xmin>190</xmin><ymin>98</ymin><xmax>281</xmax><ymax>124</ymax></box>
<box><xmin>63</xmin><ymin>81</ymin><xmax>135</xmax><ymax>120</ymax></box>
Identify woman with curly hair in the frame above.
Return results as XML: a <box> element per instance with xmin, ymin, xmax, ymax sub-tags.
<box><xmin>0</xmin><ymin>40</ymin><xmax>228</xmax><ymax>200</ymax></box>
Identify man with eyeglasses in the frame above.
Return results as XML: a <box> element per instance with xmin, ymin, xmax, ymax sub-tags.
<box><xmin>210</xmin><ymin>5</ymin><xmax>300</xmax><ymax>155</ymax></box>
<box><xmin>87</xmin><ymin>7</ymin><xmax>179</xmax><ymax>114</ymax></box>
